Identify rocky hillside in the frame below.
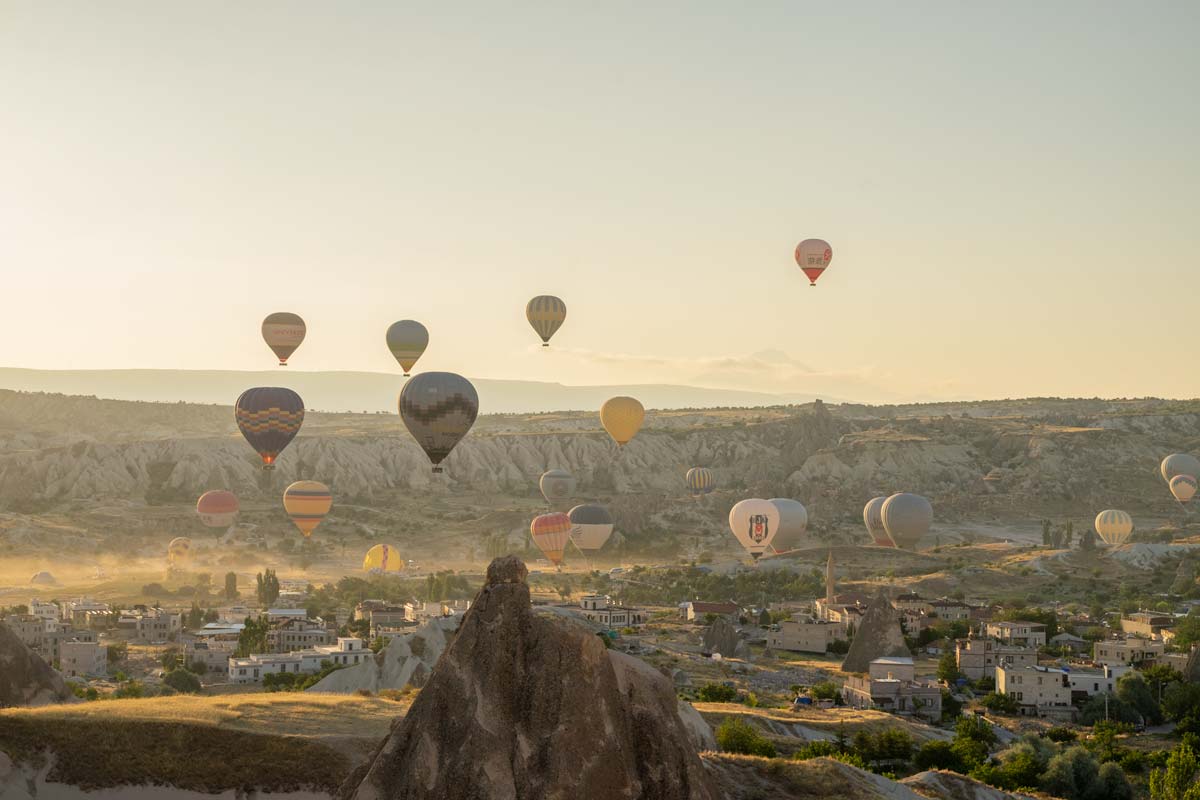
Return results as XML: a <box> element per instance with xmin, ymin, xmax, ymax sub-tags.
<box><xmin>1</xmin><ymin>390</ymin><xmax>1198</xmax><ymax>524</ymax></box>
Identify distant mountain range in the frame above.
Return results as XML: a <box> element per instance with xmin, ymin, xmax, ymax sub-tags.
<box><xmin>0</xmin><ymin>368</ymin><xmax>835</xmax><ymax>414</ymax></box>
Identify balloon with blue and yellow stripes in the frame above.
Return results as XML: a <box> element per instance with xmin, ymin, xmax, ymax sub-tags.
<box><xmin>526</xmin><ymin>295</ymin><xmax>566</xmax><ymax>347</ymax></box>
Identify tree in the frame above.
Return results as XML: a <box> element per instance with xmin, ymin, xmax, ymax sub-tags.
<box><xmin>914</xmin><ymin>740</ymin><xmax>963</xmax><ymax>772</ymax></box>
<box><xmin>981</xmin><ymin>692</ymin><xmax>1021</xmax><ymax>715</ymax></box>
<box><xmin>1172</xmin><ymin>615</ymin><xmax>1200</xmax><ymax>651</ymax></box>
<box><xmin>256</xmin><ymin>570</ymin><xmax>281</xmax><ymax>606</ymax></box>
<box><xmin>186</xmin><ymin>602</ymin><xmax>205</xmax><ymax>630</ymax></box>
<box><xmin>715</xmin><ymin>717</ymin><xmax>776</xmax><ymax>758</ymax></box>
<box><xmin>1149</xmin><ymin>743</ymin><xmax>1200</xmax><ymax>800</ymax></box>
<box><xmin>1117</xmin><ymin>671</ymin><xmax>1163</xmax><ymax>725</ymax></box>
<box><xmin>1163</xmin><ymin>682</ymin><xmax>1200</xmax><ymax>735</ymax></box>
<box><xmin>1143</xmin><ymin>664</ymin><xmax>1183</xmax><ymax>701</ymax></box>
<box><xmin>1080</xmin><ymin>692</ymin><xmax>1141</xmax><ymax>726</ymax></box>
<box><xmin>937</xmin><ymin>650</ymin><xmax>962</xmax><ymax>683</ymax></box>
<box><xmin>810</xmin><ymin>681</ymin><xmax>841</xmax><ymax>701</ymax></box>
<box><xmin>106</xmin><ymin>640</ymin><xmax>128</xmax><ymax>665</ymax></box>
<box><xmin>224</xmin><ymin>572</ymin><xmax>238</xmax><ymax>600</ymax></box>
<box><xmin>951</xmin><ymin>715</ymin><xmax>997</xmax><ymax>771</ymax></box>
<box><xmin>160</xmin><ymin>648</ymin><xmax>181</xmax><ymax>671</ymax></box>
<box><xmin>162</xmin><ymin>668</ymin><xmax>201</xmax><ymax>693</ymax></box>
<box><xmin>234</xmin><ymin>616</ymin><xmax>270</xmax><ymax>657</ymax></box>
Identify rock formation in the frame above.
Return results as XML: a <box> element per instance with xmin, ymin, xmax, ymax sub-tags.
<box><xmin>701</xmin><ymin>616</ymin><xmax>741</xmax><ymax>659</ymax></box>
<box><xmin>840</xmin><ymin>593</ymin><xmax>911</xmax><ymax>674</ymax></box>
<box><xmin>308</xmin><ymin>617</ymin><xmax>457</xmax><ymax>694</ymax></box>
<box><xmin>347</xmin><ymin>555</ymin><xmax>718</xmax><ymax>800</ymax></box>
<box><xmin>0</xmin><ymin>622</ymin><xmax>74</xmax><ymax>707</ymax></box>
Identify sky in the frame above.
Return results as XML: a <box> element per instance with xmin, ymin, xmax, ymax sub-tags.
<box><xmin>2</xmin><ymin>2</ymin><xmax>1198</xmax><ymax>404</ymax></box>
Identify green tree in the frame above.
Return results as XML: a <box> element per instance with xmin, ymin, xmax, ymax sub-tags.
<box><xmin>914</xmin><ymin>740</ymin><xmax>963</xmax><ymax>772</ymax></box>
<box><xmin>160</xmin><ymin>648</ymin><xmax>181</xmax><ymax>671</ymax></box>
<box><xmin>106</xmin><ymin>640</ymin><xmax>128</xmax><ymax>665</ymax></box>
<box><xmin>1080</xmin><ymin>692</ymin><xmax>1141</xmax><ymax>726</ymax></box>
<box><xmin>1117</xmin><ymin>671</ymin><xmax>1163</xmax><ymax>725</ymax></box>
<box><xmin>256</xmin><ymin>569</ymin><xmax>281</xmax><ymax>606</ymax></box>
<box><xmin>224</xmin><ymin>572</ymin><xmax>238</xmax><ymax>600</ymax></box>
<box><xmin>1172</xmin><ymin>615</ymin><xmax>1200</xmax><ymax>651</ymax></box>
<box><xmin>1163</xmin><ymin>682</ymin><xmax>1200</xmax><ymax>735</ymax></box>
<box><xmin>981</xmin><ymin>692</ymin><xmax>1021</xmax><ymax>715</ymax></box>
<box><xmin>810</xmin><ymin>681</ymin><xmax>842</xmax><ymax>702</ymax></box>
<box><xmin>234</xmin><ymin>616</ymin><xmax>270</xmax><ymax>657</ymax></box>
<box><xmin>162</xmin><ymin>668</ymin><xmax>201</xmax><ymax>693</ymax></box>
<box><xmin>937</xmin><ymin>650</ymin><xmax>962</xmax><ymax>683</ymax></box>
<box><xmin>1149</xmin><ymin>743</ymin><xmax>1200</xmax><ymax>800</ymax></box>
<box><xmin>715</xmin><ymin>717</ymin><xmax>776</xmax><ymax>758</ymax></box>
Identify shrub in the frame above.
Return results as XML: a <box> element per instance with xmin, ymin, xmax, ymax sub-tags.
<box><xmin>1045</xmin><ymin>727</ymin><xmax>1077</xmax><ymax>743</ymax></box>
<box><xmin>980</xmin><ymin>692</ymin><xmax>1021</xmax><ymax>715</ymax></box>
<box><xmin>716</xmin><ymin>717</ymin><xmax>777</xmax><ymax>758</ymax></box>
<box><xmin>697</xmin><ymin>682</ymin><xmax>739</xmax><ymax>703</ymax></box>
<box><xmin>809</xmin><ymin>681</ymin><xmax>841</xmax><ymax>702</ymax></box>
<box><xmin>162</xmin><ymin>669</ymin><xmax>201</xmax><ymax>694</ymax></box>
<box><xmin>914</xmin><ymin>740</ymin><xmax>964</xmax><ymax>772</ymax></box>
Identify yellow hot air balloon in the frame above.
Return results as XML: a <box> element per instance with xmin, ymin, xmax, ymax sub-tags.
<box><xmin>600</xmin><ymin>396</ymin><xmax>644</xmax><ymax>447</ymax></box>
<box><xmin>1094</xmin><ymin>510</ymin><xmax>1133</xmax><ymax>546</ymax></box>
<box><xmin>526</xmin><ymin>296</ymin><xmax>566</xmax><ymax>347</ymax></box>
<box><xmin>283</xmin><ymin>480</ymin><xmax>332</xmax><ymax>537</ymax></box>
<box><xmin>167</xmin><ymin>537</ymin><xmax>192</xmax><ymax>566</ymax></box>
<box><xmin>363</xmin><ymin>544</ymin><xmax>404</xmax><ymax>573</ymax></box>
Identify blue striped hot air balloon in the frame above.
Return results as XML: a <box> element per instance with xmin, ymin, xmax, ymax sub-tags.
<box><xmin>685</xmin><ymin>467</ymin><xmax>714</xmax><ymax>496</ymax></box>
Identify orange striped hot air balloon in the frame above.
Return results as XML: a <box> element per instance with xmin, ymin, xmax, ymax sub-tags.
<box><xmin>531</xmin><ymin>512</ymin><xmax>571</xmax><ymax>567</ymax></box>
<box><xmin>283</xmin><ymin>480</ymin><xmax>332</xmax><ymax>538</ymax></box>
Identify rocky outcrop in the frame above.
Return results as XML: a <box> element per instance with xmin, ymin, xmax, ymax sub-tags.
<box><xmin>903</xmin><ymin>769</ymin><xmax>1038</xmax><ymax>799</ymax></box>
<box><xmin>0</xmin><ymin>622</ymin><xmax>74</xmax><ymax>707</ymax></box>
<box><xmin>307</xmin><ymin>617</ymin><xmax>457</xmax><ymax>694</ymax></box>
<box><xmin>841</xmin><ymin>593</ymin><xmax>910</xmax><ymax>674</ymax></box>
<box><xmin>346</xmin><ymin>556</ymin><xmax>719</xmax><ymax>800</ymax></box>
<box><xmin>702</xmin><ymin>617</ymin><xmax>741</xmax><ymax>659</ymax></box>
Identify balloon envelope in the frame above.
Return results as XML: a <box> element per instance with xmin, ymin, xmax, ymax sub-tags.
<box><xmin>196</xmin><ymin>490</ymin><xmax>239</xmax><ymax>528</ymax></box>
<box><xmin>686</xmin><ymin>467</ymin><xmax>714</xmax><ymax>496</ymax></box>
<box><xmin>167</xmin><ymin>537</ymin><xmax>192</xmax><ymax>564</ymax></box>
<box><xmin>283</xmin><ymin>480</ymin><xmax>332</xmax><ymax>538</ymax></box>
<box><xmin>531</xmin><ymin>512</ymin><xmax>572</xmax><ymax>566</ymax></box>
<box><xmin>600</xmin><ymin>396</ymin><xmax>644</xmax><ymax>447</ymax></box>
<box><xmin>768</xmin><ymin>498</ymin><xmax>808</xmax><ymax>552</ymax></box>
<box><xmin>1161</xmin><ymin>453</ymin><xmax>1200</xmax><ymax>483</ymax></box>
<box><xmin>539</xmin><ymin>469</ymin><xmax>576</xmax><ymax>505</ymax></box>
<box><xmin>526</xmin><ymin>295</ymin><xmax>566</xmax><ymax>346</ymax></box>
<box><xmin>794</xmin><ymin>239</ymin><xmax>832</xmax><ymax>285</ymax></box>
<box><xmin>728</xmin><ymin>499</ymin><xmax>781</xmax><ymax>560</ymax></box>
<box><xmin>261</xmin><ymin>312</ymin><xmax>306</xmax><ymax>365</ymax></box>
<box><xmin>863</xmin><ymin>497</ymin><xmax>895</xmax><ymax>547</ymax></box>
<box><xmin>1170</xmin><ymin>474</ymin><xmax>1198</xmax><ymax>504</ymax></box>
<box><xmin>235</xmin><ymin>387</ymin><xmax>305</xmax><ymax>470</ymax></box>
<box><xmin>386</xmin><ymin>320</ymin><xmax>429</xmax><ymax>377</ymax></box>
<box><xmin>1094</xmin><ymin>509</ymin><xmax>1133</xmax><ymax>546</ymax></box>
<box><xmin>398</xmin><ymin>372</ymin><xmax>479</xmax><ymax>473</ymax></box>
<box><xmin>363</xmin><ymin>544</ymin><xmax>404</xmax><ymax>573</ymax></box>
<box><xmin>881</xmin><ymin>493</ymin><xmax>932</xmax><ymax>550</ymax></box>
<box><xmin>568</xmin><ymin>504</ymin><xmax>614</xmax><ymax>552</ymax></box>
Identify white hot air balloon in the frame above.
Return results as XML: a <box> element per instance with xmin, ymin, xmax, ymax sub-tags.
<box><xmin>1161</xmin><ymin>454</ymin><xmax>1200</xmax><ymax>484</ymax></box>
<box><xmin>863</xmin><ymin>496</ymin><xmax>894</xmax><ymax>547</ymax></box>
<box><xmin>881</xmin><ymin>493</ymin><xmax>933</xmax><ymax>550</ymax></box>
<box><xmin>728</xmin><ymin>499</ymin><xmax>781</xmax><ymax>560</ymax></box>
<box><xmin>1170</xmin><ymin>474</ymin><xmax>1198</xmax><ymax>505</ymax></box>
<box><xmin>768</xmin><ymin>498</ymin><xmax>808</xmax><ymax>552</ymax></box>
<box><xmin>1094</xmin><ymin>510</ymin><xmax>1133</xmax><ymax>546</ymax></box>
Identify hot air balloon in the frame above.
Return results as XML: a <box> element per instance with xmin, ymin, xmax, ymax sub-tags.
<box><xmin>167</xmin><ymin>537</ymin><xmax>192</xmax><ymax>565</ymax></box>
<box><xmin>728</xmin><ymin>499</ymin><xmax>780</xmax><ymax>560</ymax></box>
<box><xmin>526</xmin><ymin>295</ymin><xmax>566</xmax><ymax>347</ymax></box>
<box><xmin>539</xmin><ymin>469</ymin><xmax>576</xmax><ymax>505</ymax></box>
<box><xmin>794</xmin><ymin>239</ymin><xmax>832</xmax><ymax>286</ymax></box>
<box><xmin>1170</xmin><ymin>474</ymin><xmax>1198</xmax><ymax>505</ymax></box>
<box><xmin>386</xmin><ymin>320</ymin><xmax>429</xmax><ymax>377</ymax></box>
<box><xmin>863</xmin><ymin>497</ymin><xmax>895</xmax><ymax>547</ymax></box>
<box><xmin>235</xmin><ymin>387</ymin><xmax>305</xmax><ymax>470</ymax></box>
<box><xmin>1094</xmin><ymin>509</ymin><xmax>1133</xmax><ymax>546</ymax></box>
<box><xmin>881</xmin><ymin>493</ymin><xmax>932</xmax><ymax>550</ymax></box>
<box><xmin>196</xmin><ymin>490</ymin><xmax>239</xmax><ymax>528</ymax></box>
<box><xmin>398</xmin><ymin>372</ymin><xmax>479</xmax><ymax>473</ymax></box>
<box><xmin>283</xmin><ymin>480</ymin><xmax>332</xmax><ymax>537</ymax></box>
<box><xmin>769</xmin><ymin>498</ymin><xmax>808</xmax><ymax>552</ymax></box>
<box><xmin>1161</xmin><ymin>453</ymin><xmax>1200</xmax><ymax>483</ymax></box>
<box><xmin>568</xmin><ymin>504</ymin><xmax>614</xmax><ymax>553</ymax></box>
<box><xmin>600</xmin><ymin>396</ymin><xmax>644</xmax><ymax>447</ymax></box>
<box><xmin>363</xmin><ymin>544</ymin><xmax>404</xmax><ymax>573</ymax></box>
<box><xmin>261</xmin><ymin>312</ymin><xmax>306</xmax><ymax>366</ymax></box>
<box><xmin>531</xmin><ymin>512</ymin><xmax>572</xmax><ymax>566</ymax></box>
<box><xmin>686</xmin><ymin>467</ymin><xmax>714</xmax><ymax>496</ymax></box>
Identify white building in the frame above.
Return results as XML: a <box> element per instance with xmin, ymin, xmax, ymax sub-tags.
<box><xmin>985</xmin><ymin>621</ymin><xmax>1047</xmax><ymax>648</ymax></box>
<box><xmin>59</xmin><ymin>640</ymin><xmax>107</xmax><ymax>678</ymax></box>
<box><xmin>842</xmin><ymin>657</ymin><xmax>941</xmax><ymax>720</ymax></box>
<box><xmin>228</xmin><ymin>637</ymin><xmax>367</xmax><ymax>684</ymax></box>
<box><xmin>578</xmin><ymin>595</ymin><xmax>644</xmax><ymax>628</ymax></box>
<box><xmin>768</xmin><ymin>619</ymin><xmax>846</xmax><ymax>654</ymax></box>
<box><xmin>62</xmin><ymin>598</ymin><xmax>111</xmax><ymax>627</ymax></box>
<box><xmin>1093</xmin><ymin>637</ymin><xmax>1165</xmax><ymax>667</ymax></box>
<box><xmin>28</xmin><ymin>599</ymin><xmax>61</xmax><ymax>623</ymax></box>
<box><xmin>955</xmin><ymin>637</ymin><xmax>1037</xmax><ymax>681</ymax></box>
<box><xmin>996</xmin><ymin>663</ymin><xmax>1074</xmax><ymax>719</ymax></box>
<box><xmin>1065</xmin><ymin>664</ymin><xmax>1128</xmax><ymax>699</ymax></box>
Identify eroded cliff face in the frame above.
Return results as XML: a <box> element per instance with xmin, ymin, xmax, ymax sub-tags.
<box><xmin>0</xmin><ymin>623</ymin><xmax>74</xmax><ymax>708</ymax></box>
<box><xmin>347</xmin><ymin>556</ymin><xmax>719</xmax><ymax>800</ymax></box>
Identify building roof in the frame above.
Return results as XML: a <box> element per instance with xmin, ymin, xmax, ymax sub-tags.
<box><xmin>688</xmin><ymin>601</ymin><xmax>739</xmax><ymax>614</ymax></box>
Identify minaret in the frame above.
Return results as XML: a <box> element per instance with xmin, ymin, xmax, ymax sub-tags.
<box><xmin>825</xmin><ymin>550</ymin><xmax>835</xmax><ymax>605</ymax></box>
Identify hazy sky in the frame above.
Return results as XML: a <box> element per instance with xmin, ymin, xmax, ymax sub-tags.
<box><xmin>3</xmin><ymin>2</ymin><xmax>1198</xmax><ymax>403</ymax></box>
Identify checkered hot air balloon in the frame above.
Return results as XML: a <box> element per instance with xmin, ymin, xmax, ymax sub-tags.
<box><xmin>235</xmin><ymin>387</ymin><xmax>304</xmax><ymax>470</ymax></box>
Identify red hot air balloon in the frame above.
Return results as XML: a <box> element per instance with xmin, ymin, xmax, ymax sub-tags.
<box><xmin>196</xmin><ymin>490</ymin><xmax>239</xmax><ymax>528</ymax></box>
<box><xmin>235</xmin><ymin>387</ymin><xmax>305</xmax><ymax>470</ymax></box>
